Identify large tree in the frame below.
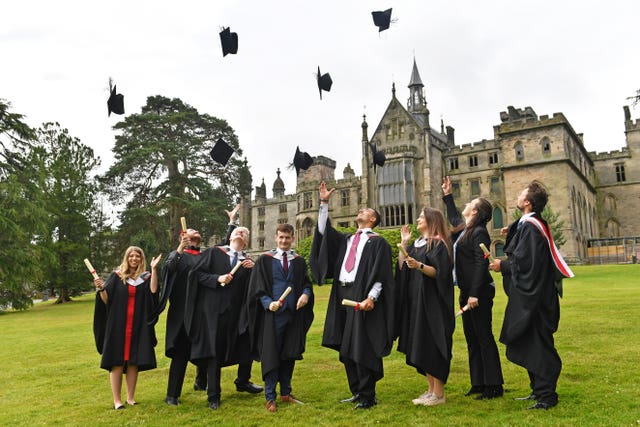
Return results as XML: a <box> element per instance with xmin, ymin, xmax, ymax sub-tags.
<box><xmin>29</xmin><ymin>123</ymin><xmax>101</xmax><ymax>303</ymax></box>
<box><xmin>0</xmin><ymin>100</ymin><xmax>45</xmax><ymax>310</ymax></box>
<box><xmin>101</xmin><ymin>96</ymin><xmax>252</xmax><ymax>254</ymax></box>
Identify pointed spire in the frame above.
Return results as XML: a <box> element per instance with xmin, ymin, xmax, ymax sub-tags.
<box><xmin>408</xmin><ymin>58</ymin><xmax>423</xmax><ymax>88</ymax></box>
<box><xmin>392</xmin><ymin>82</ymin><xmax>396</xmax><ymax>98</ymax></box>
<box><xmin>361</xmin><ymin>113</ymin><xmax>369</xmax><ymax>142</ymax></box>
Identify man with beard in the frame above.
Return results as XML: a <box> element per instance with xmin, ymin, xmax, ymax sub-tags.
<box><xmin>158</xmin><ymin>206</ymin><xmax>261</xmax><ymax>406</ymax></box>
<box><xmin>489</xmin><ymin>181</ymin><xmax>573</xmax><ymax>410</ymax></box>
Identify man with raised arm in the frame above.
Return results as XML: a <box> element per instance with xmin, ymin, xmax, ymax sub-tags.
<box><xmin>309</xmin><ymin>181</ymin><xmax>395</xmax><ymax>410</ymax></box>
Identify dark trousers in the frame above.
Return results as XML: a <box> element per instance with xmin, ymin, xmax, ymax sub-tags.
<box><xmin>529</xmin><ymin>370</ymin><xmax>559</xmax><ymax>404</ymax></box>
<box><xmin>206</xmin><ymin>311</ymin><xmax>229</xmax><ymax>401</ymax></box>
<box><xmin>264</xmin><ymin>309</ymin><xmax>293</xmax><ymax>401</ymax></box>
<box><xmin>343</xmin><ymin>357</ymin><xmax>377</xmax><ymax>402</ymax></box>
<box><xmin>264</xmin><ymin>360</ymin><xmax>295</xmax><ymax>401</ymax></box>
<box><xmin>460</xmin><ymin>289</ymin><xmax>503</xmax><ymax>387</ymax></box>
<box><xmin>236</xmin><ymin>361</ymin><xmax>252</xmax><ymax>385</ymax></box>
<box><xmin>167</xmin><ymin>327</ymin><xmax>206</xmax><ymax>398</ymax></box>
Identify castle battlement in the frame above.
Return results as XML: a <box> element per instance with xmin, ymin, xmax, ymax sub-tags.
<box><xmin>589</xmin><ymin>147</ymin><xmax>630</xmax><ymax>160</ymax></box>
<box><xmin>625</xmin><ymin>118</ymin><xmax>640</xmax><ymax>131</ymax></box>
<box><xmin>446</xmin><ymin>139</ymin><xmax>497</xmax><ymax>154</ymax></box>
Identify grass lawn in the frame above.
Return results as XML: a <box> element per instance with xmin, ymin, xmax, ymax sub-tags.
<box><xmin>0</xmin><ymin>264</ymin><xmax>639</xmax><ymax>426</ymax></box>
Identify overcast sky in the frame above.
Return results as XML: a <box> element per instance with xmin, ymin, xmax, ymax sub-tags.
<box><xmin>2</xmin><ymin>0</ymin><xmax>639</xmax><ymax>198</ymax></box>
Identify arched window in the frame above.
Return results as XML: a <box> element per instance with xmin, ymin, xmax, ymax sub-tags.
<box><xmin>604</xmin><ymin>194</ymin><xmax>617</xmax><ymax>211</ymax></box>
<box><xmin>301</xmin><ymin>217</ymin><xmax>314</xmax><ymax>240</ymax></box>
<box><xmin>492</xmin><ymin>207</ymin><xmax>503</xmax><ymax>229</ymax></box>
<box><xmin>515</xmin><ymin>142</ymin><xmax>524</xmax><ymax>160</ymax></box>
<box><xmin>541</xmin><ymin>137</ymin><xmax>552</xmax><ymax>154</ymax></box>
<box><xmin>606</xmin><ymin>219</ymin><xmax>620</xmax><ymax>238</ymax></box>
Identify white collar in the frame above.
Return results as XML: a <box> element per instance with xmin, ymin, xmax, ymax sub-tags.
<box><xmin>519</xmin><ymin>212</ymin><xmax>535</xmax><ymax>223</ymax></box>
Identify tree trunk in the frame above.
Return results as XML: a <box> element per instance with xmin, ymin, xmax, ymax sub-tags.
<box><xmin>54</xmin><ymin>287</ymin><xmax>72</xmax><ymax>304</ymax></box>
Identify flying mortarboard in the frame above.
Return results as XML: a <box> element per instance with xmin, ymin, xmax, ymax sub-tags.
<box><xmin>369</xmin><ymin>142</ymin><xmax>386</xmax><ymax>170</ymax></box>
<box><xmin>210</xmin><ymin>138</ymin><xmax>235</xmax><ymax>166</ymax></box>
<box><xmin>219</xmin><ymin>27</ymin><xmax>238</xmax><ymax>56</ymax></box>
<box><xmin>107</xmin><ymin>78</ymin><xmax>124</xmax><ymax>116</ymax></box>
<box><xmin>317</xmin><ymin>66</ymin><xmax>333</xmax><ymax>100</ymax></box>
<box><xmin>371</xmin><ymin>8</ymin><xmax>393</xmax><ymax>32</ymax></box>
<box><xmin>291</xmin><ymin>146</ymin><xmax>313</xmax><ymax>176</ymax></box>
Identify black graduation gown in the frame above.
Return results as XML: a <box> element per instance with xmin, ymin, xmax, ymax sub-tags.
<box><xmin>310</xmin><ymin>221</ymin><xmax>395</xmax><ymax>375</ymax></box>
<box><xmin>93</xmin><ymin>271</ymin><xmax>158</xmax><ymax>371</ymax></box>
<box><xmin>443</xmin><ymin>194</ymin><xmax>493</xmax><ymax>298</ymax></box>
<box><xmin>154</xmin><ymin>224</ymin><xmax>237</xmax><ymax>357</ymax></box>
<box><xmin>499</xmin><ymin>216</ymin><xmax>561</xmax><ymax>380</ymax></box>
<box><xmin>184</xmin><ymin>246</ymin><xmax>251</xmax><ymax>365</ymax></box>
<box><xmin>396</xmin><ymin>240</ymin><xmax>454</xmax><ymax>382</ymax></box>
<box><xmin>247</xmin><ymin>252</ymin><xmax>314</xmax><ymax>375</ymax></box>
<box><xmin>156</xmin><ymin>250</ymin><xmax>202</xmax><ymax>358</ymax></box>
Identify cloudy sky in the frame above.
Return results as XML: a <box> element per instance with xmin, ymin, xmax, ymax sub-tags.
<box><xmin>2</xmin><ymin>0</ymin><xmax>639</xmax><ymax>198</ymax></box>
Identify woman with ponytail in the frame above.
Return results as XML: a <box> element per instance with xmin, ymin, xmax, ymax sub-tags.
<box><xmin>442</xmin><ymin>176</ymin><xmax>504</xmax><ymax>400</ymax></box>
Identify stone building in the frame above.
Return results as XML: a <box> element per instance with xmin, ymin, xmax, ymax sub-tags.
<box><xmin>246</xmin><ymin>60</ymin><xmax>640</xmax><ymax>263</ymax></box>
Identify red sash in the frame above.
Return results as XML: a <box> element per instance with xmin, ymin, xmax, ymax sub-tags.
<box><xmin>522</xmin><ymin>216</ymin><xmax>574</xmax><ymax>278</ymax></box>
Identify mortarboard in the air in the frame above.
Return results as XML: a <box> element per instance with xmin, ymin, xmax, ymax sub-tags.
<box><xmin>219</xmin><ymin>27</ymin><xmax>238</xmax><ymax>56</ymax></box>
<box><xmin>371</xmin><ymin>8</ymin><xmax>393</xmax><ymax>32</ymax></box>
<box><xmin>317</xmin><ymin>66</ymin><xmax>333</xmax><ymax>100</ymax></box>
<box><xmin>369</xmin><ymin>142</ymin><xmax>386</xmax><ymax>170</ymax></box>
<box><xmin>291</xmin><ymin>146</ymin><xmax>313</xmax><ymax>176</ymax></box>
<box><xmin>210</xmin><ymin>138</ymin><xmax>235</xmax><ymax>166</ymax></box>
<box><xmin>107</xmin><ymin>78</ymin><xmax>124</xmax><ymax>116</ymax></box>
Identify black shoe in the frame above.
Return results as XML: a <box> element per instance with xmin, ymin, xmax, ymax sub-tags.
<box><xmin>164</xmin><ymin>396</ymin><xmax>180</xmax><ymax>406</ymax></box>
<box><xmin>514</xmin><ymin>393</ymin><xmax>537</xmax><ymax>401</ymax></box>
<box><xmin>235</xmin><ymin>381</ymin><xmax>263</xmax><ymax>394</ymax></box>
<box><xmin>353</xmin><ymin>398</ymin><xmax>377</xmax><ymax>410</ymax></box>
<box><xmin>114</xmin><ymin>404</ymin><xmax>125</xmax><ymax>410</ymax></box>
<box><xmin>194</xmin><ymin>379</ymin><xmax>207</xmax><ymax>391</ymax></box>
<box><xmin>475</xmin><ymin>385</ymin><xmax>503</xmax><ymax>400</ymax></box>
<box><xmin>208</xmin><ymin>398</ymin><xmax>220</xmax><ymax>410</ymax></box>
<box><xmin>340</xmin><ymin>394</ymin><xmax>359</xmax><ymax>403</ymax></box>
<box><xmin>527</xmin><ymin>401</ymin><xmax>556</xmax><ymax>410</ymax></box>
<box><xmin>465</xmin><ymin>386</ymin><xmax>484</xmax><ymax>396</ymax></box>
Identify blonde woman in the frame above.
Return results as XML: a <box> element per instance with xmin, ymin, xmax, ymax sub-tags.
<box><xmin>93</xmin><ymin>246</ymin><xmax>162</xmax><ymax>410</ymax></box>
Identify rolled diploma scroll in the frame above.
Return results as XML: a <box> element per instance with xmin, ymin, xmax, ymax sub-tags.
<box><xmin>220</xmin><ymin>262</ymin><xmax>243</xmax><ymax>287</ymax></box>
<box><xmin>342</xmin><ymin>298</ymin><xmax>361</xmax><ymax>311</ymax></box>
<box><xmin>479</xmin><ymin>243</ymin><xmax>495</xmax><ymax>263</ymax></box>
<box><xmin>180</xmin><ymin>217</ymin><xmax>187</xmax><ymax>235</ymax></box>
<box><xmin>278</xmin><ymin>286</ymin><xmax>292</xmax><ymax>305</ymax></box>
<box><xmin>84</xmin><ymin>258</ymin><xmax>99</xmax><ymax>279</ymax></box>
<box><xmin>397</xmin><ymin>243</ymin><xmax>409</xmax><ymax>257</ymax></box>
<box><xmin>230</xmin><ymin>261</ymin><xmax>242</xmax><ymax>275</ymax></box>
<box><xmin>220</xmin><ymin>262</ymin><xmax>242</xmax><ymax>288</ymax></box>
<box><xmin>455</xmin><ymin>303</ymin><xmax>470</xmax><ymax>318</ymax></box>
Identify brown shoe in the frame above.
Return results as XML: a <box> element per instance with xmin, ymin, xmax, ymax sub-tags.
<box><xmin>280</xmin><ymin>394</ymin><xmax>304</xmax><ymax>404</ymax></box>
<box><xmin>265</xmin><ymin>400</ymin><xmax>277</xmax><ymax>412</ymax></box>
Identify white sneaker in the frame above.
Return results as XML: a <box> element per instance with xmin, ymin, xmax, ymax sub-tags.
<box><xmin>423</xmin><ymin>394</ymin><xmax>446</xmax><ymax>406</ymax></box>
<box><xmin>412</xmin><ymin>391</ymin><xmax>433</xmax><ymax>405</ymax></box>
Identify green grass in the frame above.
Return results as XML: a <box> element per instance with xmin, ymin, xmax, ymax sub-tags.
<box><xmin>1</xmin><ymin>265</ymin><xmax>639</xmax><ymax>426</ymax></box>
